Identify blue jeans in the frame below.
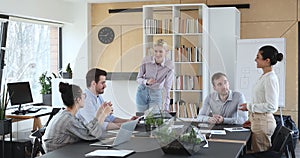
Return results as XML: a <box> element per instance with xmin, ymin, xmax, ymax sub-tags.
<box><xmin>136</xmin><ymin>84</ymin><xmax>162</xmax><ymax>112</ymax></box>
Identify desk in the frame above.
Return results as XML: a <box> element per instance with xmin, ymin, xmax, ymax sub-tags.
<box><xmin>40</xmin><ymin>123</ymin><xmax>250</xmax><ymax>158</ymax></box>
<box><xmin>40</xmin><ymin>139</ymin><xmax>245</xmax><ymax>158</ymax></box>
<box><xmin>5</xmin><ymin>105</ymin><xmax>52</xmax><ymax>131</ymax></box>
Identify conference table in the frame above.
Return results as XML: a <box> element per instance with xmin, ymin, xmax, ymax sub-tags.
<box><xmin>40</xmin><ymin>122</ymin><xmax>251</xmax><ymax>158</ymax></box>
<box><xmin>5</xmin><ymin>105</ymin><xmax>53</xmax><ymax>131</ymax></box>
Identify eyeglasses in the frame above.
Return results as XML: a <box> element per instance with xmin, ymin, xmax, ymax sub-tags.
<box><xmin>81</xmin><ymin>93</ymin><xmax>86</xmax><ymax>99</ymax></box>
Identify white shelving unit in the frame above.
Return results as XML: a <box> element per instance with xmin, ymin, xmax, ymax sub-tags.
<box><xmin>143</xmin><ymin>4</ymin><xmax>209</xmax><ymax>118</ymax></box>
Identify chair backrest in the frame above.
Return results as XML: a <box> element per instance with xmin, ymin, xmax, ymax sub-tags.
<box><xmin>44</xmin><ymin>108</ymin><xmax>61</xmax><ymax>127</ymax></box>
<box><xmin>30</xmin><ymin>108</ymin><xmax>62</xmax><ymax>158</ymax></box>
<box><xmin>270</xmin><ymin>126</ymin><xmax>293</xmax><ymax>152</ymax></box>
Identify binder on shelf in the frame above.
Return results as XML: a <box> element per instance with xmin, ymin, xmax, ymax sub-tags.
<box><xmin>198</xmin><ymin>18</ymin><xmax>203</xmax><ymax>33</ymax></box>
<box><xmin>198</xmin><ymin>76</ymin><xmax>203</xmax><ymax>90</ymax></box>
<box><xmin>174</xmin><ymin>17</ymin><xmax>180</xmax><ymax>33</ymax></box>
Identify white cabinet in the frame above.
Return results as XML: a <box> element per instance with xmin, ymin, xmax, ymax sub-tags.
<box><xmin>143</xmin><ymin>4</ymin><xmax>209</xmax><ymax>118</ymax></box>
<box><xmin>208</xmin><ymin>7</ymin><xmax>240</xmax><ymax>90</ymax></box>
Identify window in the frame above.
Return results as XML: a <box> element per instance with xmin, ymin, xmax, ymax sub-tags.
<box><xmin>2</xmin><ymin>18</ymin><xmax>61</xmax><ymax>103</ymax></box>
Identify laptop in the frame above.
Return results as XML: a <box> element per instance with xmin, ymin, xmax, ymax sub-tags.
<box><xmin>90</xmin><ymin>120</ymin><xmax>138</xmax><ymax>147</ymax></box>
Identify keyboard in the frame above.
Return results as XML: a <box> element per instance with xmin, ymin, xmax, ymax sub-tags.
<box><xmin>27</xmin><ymin>107</ymin><xmax>42</xmax><ymax>113</ymax></box>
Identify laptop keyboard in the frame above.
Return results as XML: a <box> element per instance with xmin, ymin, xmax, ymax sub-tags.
<box><xmin>101</xmin><ymin>137</ymin><xmax>115</xmax><ymax>144</ymax></box>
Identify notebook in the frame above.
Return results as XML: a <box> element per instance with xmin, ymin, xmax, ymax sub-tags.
<box><xmin>85</xmin><ymin>149</ymin><xmax>135</xmax><ymax>157</ymax></box>
<box><xmin>90</xmin><ymin>120</ymin><xmax>138</xmax><ymax>147</ymax></box>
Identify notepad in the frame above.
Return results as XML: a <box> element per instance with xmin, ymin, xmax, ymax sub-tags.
<box><xmin>210</xmin><ymin>130</ymin><xmax>226</xmax><ymax>135</ymax></box>
<box><xmin>224</xmin><ymin>127</ymin><xmax>250</xmax><ymax>132</ymax></box>
<box><xmin>85</xmin><ymin>149</ymin><xmax>135</xmax><ymax>157</ymax></box>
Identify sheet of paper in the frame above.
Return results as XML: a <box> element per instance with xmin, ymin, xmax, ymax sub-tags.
<box><xmin>224</xmin><ymin>127</ymin><xmax>250</xmax><ymax>132</ymax></box>
<box><xmin>171</xmin><ymin>125</ymin><xmax>184</xmax><ymax>129</ymax></box>
<box><xmin>85</xmin><ymin>149</ymin><xmax>135</xmax><ymax>157</ymax></box>
<box><xmin>210</xmin><ymin>130</ymin><xmax>226</xmax><ymax>135</ymax></box>
<box><xmin>199</xmin><ymin>129</ymin><xmax>211</xmax><ymax>134</ymax></box>
<box><xmin>107</xmin><ymin>130</ymin><xmax>139</xmax><ymax>134</ymax></box>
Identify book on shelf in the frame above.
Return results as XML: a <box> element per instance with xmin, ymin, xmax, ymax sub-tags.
<box><xmin>194</xmin><ymin>46</ymin><xmax>202</xmax><ymax>62</ymax></box>
<box><xmin>175</xmin><ymin>75</ymin><xmax>202</xmax><ymax>90</ymax></box>
<box><xmin>175</xmin><ymin>46</ymin><xmax>202</xmax><ymax>62</ymax></box>
<box><xmin>198</xmin><ymin>18</ymin><xmax>203</xmax><ymax>33</ymax></box>
<box><xmin>174</xmin><ymin>17</ymin><xmax>180</xmax><ymax>33</ymax></box>
<box><xmin>145</xmin><ymin>18</ymin><xmax>172</xmax><ymax>34</ymax></box>
<box><xmin>173</xmin><ymin>17</ymin><xmax>203</xmax><ymax>33</ymax></box>
<box><xmin>169</xmin><ymin>101</ymin><xmax>198</xmax><ymax>118</ymax></box>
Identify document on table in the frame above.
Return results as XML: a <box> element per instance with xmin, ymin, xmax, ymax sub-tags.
<box><xmin>210</xmin><ymin>130</ymin><xmax>226</xmax><ymax>135</ymax></box>
<box><xmin>107</xmin><ymin>130</ymin><xmax>139</xmax><ymax>134</ymax></box>
<box><xmin>85</xmin><ymin>149</ymin><xmax>135</xmax><ymax>157</ymax></box>
<box><xmin>224</xmin><ymin>127</ymin><xmax>250</xmax><ymax>132</ymax></box>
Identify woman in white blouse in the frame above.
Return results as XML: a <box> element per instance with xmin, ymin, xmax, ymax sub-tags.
<box><xmin>239</xmin><ymin>45</ymin><xmax>283</xmax><ymax>152</ymax></box>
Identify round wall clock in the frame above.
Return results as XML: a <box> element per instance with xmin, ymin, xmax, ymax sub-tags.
<box><xmin>98</xmin><ymin>27</ymin><xmax>115</xmax><ymax>44</ymax></box>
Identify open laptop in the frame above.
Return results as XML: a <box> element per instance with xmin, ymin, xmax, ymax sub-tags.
<box><xmin>90</xmin><ymin>120</ymin><xmax>138</xmax><ymax>147</ymax></box>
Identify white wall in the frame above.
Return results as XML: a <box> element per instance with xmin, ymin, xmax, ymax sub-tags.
<box><xmin>102</xmin><ymin>80</ymin><xmax>139</xmax><ymax>118</ymax></box>
<box><xmin>0</xmin><ymin>0</ymin><xmax>75</xmax><ymax>23</ymax></box>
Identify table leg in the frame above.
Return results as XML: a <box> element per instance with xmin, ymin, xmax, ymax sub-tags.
<box><xmin>33</xmin><ymin>118</ymin><xmax>42</xmax><ymax>131</ymax></box>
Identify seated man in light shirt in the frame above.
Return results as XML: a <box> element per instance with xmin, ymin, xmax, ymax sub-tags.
<box><xmin>76</xmin><ymin>68</ymin><xmax>138</xmax><ymax>130</ymax></box>
<box><xmin>197</xmin><ymin>72</ymin><xmax>248</xmax><ymax>124</ymax></box>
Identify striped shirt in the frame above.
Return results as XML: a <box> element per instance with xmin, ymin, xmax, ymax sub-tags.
<box><xmin>44</xmin><ymin>110</ymin><xmax>104</xmax><ymax>152</ymax></box>
<box><xmin>137</xmin><ymin>56</ymin><xmax>174</xmax><ymax>109</ymax></box>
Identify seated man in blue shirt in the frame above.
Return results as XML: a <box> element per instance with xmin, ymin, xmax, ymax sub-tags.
<box><xmin>197</xmin><ymin>72</ymin><xmax>248</xmax><ymax>124</ymax></box>
<box><xmin>76</xmin><ymin>68</ymin><xmax>138</xmax><ymax>130</ymax></box>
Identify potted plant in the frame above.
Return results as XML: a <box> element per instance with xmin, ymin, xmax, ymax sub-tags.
<box><xmin>39</xmin><ymin>72</ymin><xmax>52</xmax><ymax>105</ymax></box>
<box><xmin>144</xmin><ymin>109</ymin><xmax>165</xmax><ymax>132</ymax></box>
<box><xmin>0</xmin><ymin>85</ymin><xmax>12</xmax><ymax>135</ymax></box>
<box><xmin>62</xmin><ymin>63</ymin><xmax>72</xmax><ymax>79</ymax></box>
<box><xmin>154</xmin><ymin>118</ymin><xmax>207</xmax><ymax>155</ymax></box>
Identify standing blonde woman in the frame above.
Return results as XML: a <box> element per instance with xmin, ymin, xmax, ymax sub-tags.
<box><xmin>136</xmin><ymin>39</ymin><xmax>174</xmax><ymax>112</ymax></box>
<box><xmin>240</xmin><ymin>45</ymin><xmax>283</xmax><ymax>152</ymax></box>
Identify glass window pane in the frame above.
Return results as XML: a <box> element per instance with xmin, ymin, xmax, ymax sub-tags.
<box><xmin>3</xmin><ymin>20</ymin><xmax>59</xmax><ymax>103</ymax></box>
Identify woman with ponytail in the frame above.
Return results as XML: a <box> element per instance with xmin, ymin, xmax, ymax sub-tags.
<box><xmin>44</xmin><ymin>82</ymin><xmax>112</xmax><ymax>152</ymax></box>
<box><xmin>239</xmin><ymin>45</ymin><xmax>284</xmax><ymax>152</ymax></box>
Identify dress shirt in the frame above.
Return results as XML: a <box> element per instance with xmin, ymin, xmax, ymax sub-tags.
<box><xmin>197</xmin><ymin>90</ymin><xmax>248</xmax><ymax>124</ymax></box>
<box><xmin>137</xmin><ymin>56</ymin><xmax>174</xmax><ymax>109</ymax></box>
<box><xmin>247</xmin><ymin>71</ymin><xmax>279</xmax><ymax>113</ymax></box>
<box><xmin>44</xmin><ymin>110</ymin><xmax>104</xmax><ymax>152</ymax></box>
<box><xmin>76</xmin><ymin>89</ymin><xmax>116</xmax><ymax>129</ymax></box>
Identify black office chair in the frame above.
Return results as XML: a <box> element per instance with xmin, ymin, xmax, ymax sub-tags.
<box><xmin>242</xmin><ymin>126</ymin><xmax>295</xmax><ymax>158</ymax></box>
<box><xmin>30</xmin><ymin>108</ymin><xmax>61</xmax><ymax>158</ymax></box>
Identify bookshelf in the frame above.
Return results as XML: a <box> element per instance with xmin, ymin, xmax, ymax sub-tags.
<box><xmin>143</xmin><ymin>4</ymin><xmax>209</xmax><ymax>119</ymax></box>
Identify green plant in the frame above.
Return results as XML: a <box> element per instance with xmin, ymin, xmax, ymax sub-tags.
<box><xmin>66</xmin><ymin>63</ymin><xmax>72</xmax><ymax>74</ymax></box>
<box><xmin>145</xmin><ymin>113</ymin><xmax>164</xmax><ymax>127</ymax></box>
<box><xmin>0</xmin><ymin>85</ymin><xmax>9</xmax><ymax>120</ymax></box>
<box><xmin>39</xmin><ymin>72</ymin><xmax>52</xmax><ymax>94</ymax></box>
<box><xmin>145</xmin><ymin>114</ymin><xmax>155</xmax><ymax>125</ymax></box>
<box><xmin>179</xmin><ymin>127</ymin><xmax>203</xmax><ymax>144</ymax></box>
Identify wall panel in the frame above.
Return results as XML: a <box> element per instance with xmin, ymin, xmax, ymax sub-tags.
<box><xmin>241</xmin><ymin>21</ymin><xmax>295</xmax><ymax>38</ymax></box>
<box><xmin>121</xmin><ymin>25</ymin><xmax>143</xmax><ymax>72</ymax></box>
<box><xmin>92</xmin><ymin>25</ymin><xmax>122</xmax><ymax>72</ymax></box>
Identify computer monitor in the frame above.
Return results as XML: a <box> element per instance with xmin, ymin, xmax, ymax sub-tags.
<box><xmin>7</xmin><ymin>81</ymin><xmax>33</xmax><ymax>114</ymax></box>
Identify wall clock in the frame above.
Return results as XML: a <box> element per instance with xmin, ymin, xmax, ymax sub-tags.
<box><xmin>98</xmin><ymin>27</ymin><xmax>115</xmax><ymax>44</ymax></box>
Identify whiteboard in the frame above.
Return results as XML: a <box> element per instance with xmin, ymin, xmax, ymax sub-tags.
<box><xmin>236</xmin><ymin>38</ymin><xmax>286</xmax><ymax>107</ymax></box>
